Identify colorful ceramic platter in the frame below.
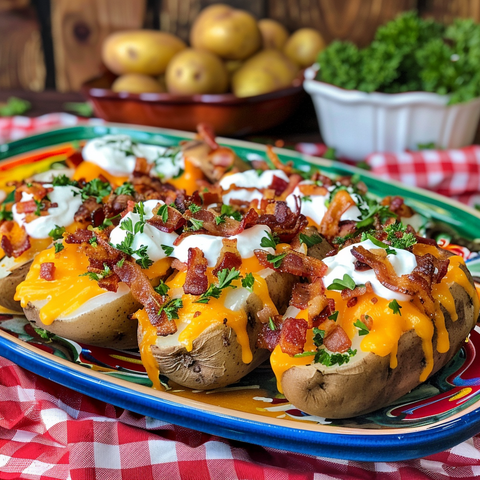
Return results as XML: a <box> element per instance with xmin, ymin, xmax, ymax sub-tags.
<box><xmin>1</xmin><ymin>124</ymin><xmax>480</xmax><ymax>462</ymax></box>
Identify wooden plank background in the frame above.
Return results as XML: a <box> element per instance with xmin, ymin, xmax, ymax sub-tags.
<box><xmin>0</xmin><ymin>0</ymin><xmax>479</xmax><ymax>92</ymax></box>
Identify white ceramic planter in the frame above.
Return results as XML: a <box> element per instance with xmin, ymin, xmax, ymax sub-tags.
<box><xmin>303</xmin><ymin>65</ymin><xmax>480</xmax><ymax>161</ymax></box>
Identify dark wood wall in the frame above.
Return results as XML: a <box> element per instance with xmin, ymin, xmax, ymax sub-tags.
<box><xmin>1</xmin><ymin>0</ymin><xmax>479</xmax><ymax>92</ymax></box>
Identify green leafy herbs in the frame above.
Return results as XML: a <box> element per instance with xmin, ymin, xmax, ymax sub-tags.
<box><xmin>354</xmin><ymin>318</ymin><xmax>371</xmax><ymax>336</ymax></box>
<box><xmin>362</xmin><ymin>233</ymin><xmax>397</xmax><ymax>255</ymax></box>
<box><xmin>268</xmin><ymin>317</ymin><xmax>276</xmax><ymax>331</ymax></box>
<box><xmin>114</xmin><ymin>182</ymin><xmax>135</xmax><ymax>196</ymax></box>
<box><xmin>326</xmin><ymin>274</ymin><xmax>361</xmax><ymax>291</ymax></box>
<box><xmin>188</xmin><ymin>218</ymin><xmax>204</xmax><ymax>231</ymax></box>
<box><xmin>301</xmin><ymin>195</ymin><xmax>312</xmax><ymax>203</ymax></box>
<box><xmin>154</xmin><ymin>280</ymin><xmax>170</xmax><ymax>296</ymax></box>
<box><xmin>194</xmin><ymin>268</ymin><xmax>241</xmax><ymax>304</ymax></box>
<box><xmin>0</xmin><ymin>204</ymin><xmax>13</xmax><ymax>221</ymax></box>
<box><xmin>299</xmin><ymin>232</ymin><xmax>323</xmax><ymax>247</ymax></box>
<box><xmin>241</xmin><ymin>272</ymin><xmax>255</xmax><ymax>292</ymax></box>
<box><xmin>48</xmin><ymin>225</ymin><xmax>65</xmax><ymax>241</ymax></box>
<box><xmin>266</xmin><ymin>252</ymin><xmax>287</xmax><ymax>269</ymax></box>
<box><xmin>317</xmin><ymin>11</ymin><xmax>480</xmax><ymax>105</ymax></box>
<box><xmin>158</xmin><ymin>298</ymin><xmax>183</xmax><ymax>320</ymax></box>
<box><xmin>97</xmin><ymin>213</ymin><xmax>121</xmax><ymax>231</ymax></box>
<box><xmin>328</xmin><ymin>311</ymin><xmax>339</xmax><ymax>322</ymax></box>
<box><xmin>51</xmin><ymin>175</ymin><xmax>79</xmax><ymax>188</ymax></box>
<box><xmin>80</xmin><ymin>263</ymin><xmax>112</xmax><ymax>282</ymax></box>
<box><xmin>314</xmin><ymin>348</ymin><xmax>357</xmax><ymax>366</ymax></box>
<box><xmin>80</xmin><ymin>178</ymin><xmax>112</xmax><ymax>203</ymax></box>
<box><xmin>188</xmin><ymin>204</ymin><xmax>202</xmax><ymax>214</ymax></box>
<box><xmin>54</xmin><ymin>243</ymin><xmax>64</xmax><ymax>254</ymax></box>
<box><xmin>34</xmin><ymin>199</ymin><xmax>43</xmax><ymax>216</ymax></box>
<box><xmin>215</xmin><ymin>204</ymin><xmax>242</xmax><ymax>225</ymax></box>
<box><xmin>157</xmin><ymin>204</ymin><xmax>169</xmax><ymax>223</ymax></box>
<box><xmin>0</xmin><ymin>97</ymin><xmax>31</xmax><ymax>117</ymax></box>
<box><xmin>384</xmin><ymin>223</ymin><xmax>417</xmax><ymax>249</ymax></box>
<box><xmin>388</xmin><ymin>299</ymin><xmax>403</xmax><ymax>316</ymax></box>
<box><xmin>161</xmin><ymin>244</ymin><xmax>174</xmax><ymax>256</ymax></box>
<box><xmin>260</xmin><ymin>230</ymin><xmax>279</xmax><ymax>249</ymax></box>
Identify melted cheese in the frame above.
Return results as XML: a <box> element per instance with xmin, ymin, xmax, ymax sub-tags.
<box><xmin>168</xmin><ymin>159</ymin><xmax>205</xmax><ymax>195</ymax></box>
<box><xmin>72</xmin><ymin>161</ymin><xmax>128</xmax><ymax>187</ymax></box>
<box><xmin>270</xmin><ymin>250</ymin><xmax>478</xmax><ymax>392</ymax></box>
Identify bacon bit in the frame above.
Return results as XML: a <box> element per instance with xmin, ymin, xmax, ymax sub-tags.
<box><xmin>279</xmin><ymin>317</ymin><xmax>308</xmax><ymax>356</ymax></box>
<box><xmin>193</xmin><ymin>311</ymin><xmax>202</xmax><ymax>318</ymax></box>
<box><xmin>312</xmin><ymin>298</ymin><xmax>336</xmax><ymax>327</ymax></box>
<box><xmin>323</xmin><ymin>325</ymin><xmax>352</xmax><ymax>353</ymax></box>
<box><xmin>74</xmin><ymin>197</ymin><xmax>104</xmax><ymax>226</ymax></box>
<box><xmin>133</xmin><ymin>157</ymin><xmax>152</xmax><ymax>176</ymax></box>
<box><xmin>268</xmin><ymin>175</ymin><xmax>289</xmax><ymax>196</ymax></box>
<box><xmin>298</xmin><ymin>183</ymin><xmax>328</xmax><ymax>197</ymax></box>
<box><xmin>113</xmin><ymin>260</ymin><xmax>176</xmax><ymax>336</ymax></box>
<box><xmin>382</xmin><ymin>196</ymin><xmax>415</xmax><ymax>218</ymax></box>
<box><xmin>351</xmin><ymin>245</ymin><xmax>436</xmax><ymax>317</ymax></box>
<box><xmin>266</xmin><ymin>145</ymin><xmax>293</xmax><ymax>175</ymax></box>
<box><xmin>257</xmin><ymin>305</ymin><xmax>278</xmax><ymax>324</ymax></box>
<box><xmin>39</xmin><ymin>262</ymin><xmax>55</xmax><ymax>281</ymax></box>
<box><xmin>213</xmin><ymin>239</ymin><xmax>242</xmax><ymax>276</ymax></box>
<box><xmin>98</xmin><ymin>275</ymin><xmax>120</xmax><ymax>292</ymax></box>
<box><xmin>290</xmin><ymin>278</ymin><xmax>327</xmax><ymax>326</ymax></box>
<box><xmin>317</xmin><ymin>319</ymin><xmax>337</xmax><ymax>337</ymax></box>
<box><xmin>336</xmin><ymin>220</ymin><xmax>357</xmax><ymax>238</ymax></box>
<box><xmin>346</xmin><ymin>297</ymin><xmax>358</xmax><ymax>308</ymax></box>
<box><xmin>415</xmin><ymin>235</ymin><xmax>437</xmax><ymax>246</ymax></box>
<box><xmin>371</xmin><ymin>297</ymin><xmax>378</xmax><ymax>304</ymax></box>
<box><xmin>341</xmin><ymin>281</ymin><xmax>373</xmax><ymax>301</ymax></box>
<box><xmin>201</xmin><ymin>187</ymin><xmax>223</xmax><ymax>207</ymax></box>
<box><xmin>361</xmin><ymin>314</ymin><xmax>373</xmax><ymax>330</ymax></box>
<box><xmin>209</xmin><ymin>146</ymin><xmax>236</xmax><ymax>168</ymax></box>
<box><xmin>148</xmin><ymin>204</ymin><xmax>186</xmax><ymax>233</ymax></box>
<box><xmin>311</xmin><ymin>173</ymin><xmax>334</xmax><ymax>188</ymax></box>
<box><xmin>65</xmin><ymin>229</ymin><xmax>93</xmax><ymax>244</ymax></box>
<box><xmin>278</xmin><ymin>173</ymin><xmax>303</xmax><ymax>200</ymax></box>
<box><xmin>196</xmin><ymin>123</ymin><xmax>219</xmax><ymax>150</ymax></box>
<box><xmin>319</xmin><ymin>189</ymin><xmax>356</xmax><ymax>240</ymax></box>
<box><xmin>15</xmin><ymin>182</ymin><xmax>52</xmax><ymax>202</ymax></box>
<box><xmin>0</xmin><ymin>226</ymin><xmax>30</xmax><ymax>258</ymax></box>
<box><xmin>171</xmin><ymin>258</ymin><xmax>187</xmax><ymax>272</ymax></box>
<box><xmin>354</xmin><ymin>260</ymin><xmax>371</xmax><ymax>271</ymax></box>
<box><xmin>184</xmin><ymin>247</ymin><xmax>208</xmax><ymax>296</ymax></box>
<box><xmin>257</xmin><ymin>314</ymin><xmax>283</xmax><ymax>352</ymax></box>
<box><xmin>255</xmin><ymin>248</ymin><xmax>327</xmax><ymax>279</ymax></box>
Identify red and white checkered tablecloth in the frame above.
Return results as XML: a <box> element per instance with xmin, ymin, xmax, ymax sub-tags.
<box><xmin>1</xmin><ymin>115</ymin><xmax>480</xmax><ymax>479</ymax></box>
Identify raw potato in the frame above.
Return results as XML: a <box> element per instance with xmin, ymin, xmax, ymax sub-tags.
<box><xmin>284</xmin><ymin>28</ymin><xmax>326</xmax><ymax>68</ymax></box>
<box><xmin>258</xmin><ymin>19</ymin><xmax>289</xmax><ymax>50</ymax></box>
<box><xmin>281</xmin><ymin>264</ymin><xmax>479</xmax><ymax>419</ymax></box>
<box><xmin>0</xmin><ymin>259</ymin><xmax>32</xmax><ymax>312</ymax></box>
<box><xmin>23</xmin><ymin>291</ymin><xmax>142</xmax><ymax>349</ymax></box>
<box><xmin>190</xmin><ymin>4</ymin><xmax>261</xmax><ymax>61</ymax></box>
<box><xmin>102</xmin><ymin>30</ymin><xmax>186</xmax><ymax>76</ymax></box>
<box><xmin>112</xmin><ymin>74</ymin><xmax>165</xmax><ymax>94</ymax></box>
<box><xmin>143</xmin><ymin>270</ymin><xmax>296</xmax><ymax>390</ymax></box>
<box><xmin>165</xmin><ymin>49</ymin><xmax>229</xmax><ymax>95</ymax></box>
<box><xmin>232</xmin><ymin>49</ymin><xmax>299</xmax><ymax>97</ymax></box>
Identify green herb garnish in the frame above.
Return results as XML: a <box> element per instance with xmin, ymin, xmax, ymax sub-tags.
<box><xmin>326</xmin><ymin>274</ymin><xmax>358</xmax><ymax>291</ymax></box>
<box><xmin>158</xmin><ymin>298</ymin><xmax>183</xmax><ymax>320</ymax></box>
<box><xmin>299</xmin><ymin>233</ymin><xmax>323</xmax><ymax>247</ymax></box>
<box><xmin>388</xmin><ymin>299</ymin><xmax>403</xmax><ymax>316</ymax></box>
<box><xmin>241</xmin><ymin>272</ymin><xmax>254</xmax><ymax>292</ymax></box>
<box><xmin>260</xmin><ymin>230</ymin><xmax>279</xmax><ymax>249</ymax></box>
<box><xmin>194</xmin><ymin>268</ymin><xmax>241</xmax><ymax>304</ymax></box>
<box><xmin>354</xmin><ymin>318</ymin><xmax>370</xmax><ymax>336</ymax></box>
<box><xmin>266</xmin><ymin>252</ymin><xmax>287</xmax><ymax>269</ymax></box>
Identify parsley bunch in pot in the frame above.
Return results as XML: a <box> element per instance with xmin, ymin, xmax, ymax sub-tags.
<box><xmin>303</xmin><ymin>12</ymin><xmax>480</xmax><ymax>161</ymax></box>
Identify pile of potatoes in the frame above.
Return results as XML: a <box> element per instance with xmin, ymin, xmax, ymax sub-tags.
<box><xmin>102</xmin><ymin>4</ymin><xmax>325</xmax><ymax>98</ymax></box>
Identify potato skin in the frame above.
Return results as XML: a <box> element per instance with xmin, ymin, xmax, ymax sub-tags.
<box><xmin>143</xmin><ymin>271</ymin><xmax>296</xmax><ymax>389</ymax></box>
<box><xmin>23</xmin><ymin>291</ymin><xmax>141</xmax><ymax>349</ymax></box>
<box><xmin>0</xmin><ymin>259</ymin><xmax>32</xmax><ymax>312</ymax></box>
<box><xmin>281</xmin><ymin>266</ymin><xmax>479</xmax><ymax>419</ymax></box>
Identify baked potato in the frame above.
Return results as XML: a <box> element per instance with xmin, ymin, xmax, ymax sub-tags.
<box><xmin>0</xmin><ymin>257</ymin><xmax>32</xmax><ymax>312</ymax></box>
<box><xmin>266</xmin><ymin>239</ymin><xmax>480</xmax><ymax>419</ymax></box>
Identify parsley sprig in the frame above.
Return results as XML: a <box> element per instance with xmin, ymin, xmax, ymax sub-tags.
<box><xmin>194</xmin><ymin>268</ymin><xmax>241</xmax><ymax>304</ymax></box>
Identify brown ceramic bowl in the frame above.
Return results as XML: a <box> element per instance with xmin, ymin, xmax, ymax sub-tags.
<box><xmin>81</xmin><ymin>71</ymin><xmax>306</xmax><ymax>137</ymax></box>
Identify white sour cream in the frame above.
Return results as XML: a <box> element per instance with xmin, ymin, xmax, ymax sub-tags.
<box><xmin>220</xmin><ymin>169</ymin><xmax>289</xmax><ymax>190</ymax></box>
<box><xmin>109</xmin><ymin>199</ymin><xmax>178</xmax><ymax>263</ymax></box>
<box><xmin>173</xmin><ymin>224</ymin><xmax>275</xmax><ymax>267</ymax></box>
<box><xmin>32</xmin><ymin>167</ymin><xmax>75</xmax><ymax>182</ymax></box>
<box><xmin>322</xmin><ymin>239</ymin><xmax>418</xmax><ymax>301</ymax></box>
<box><xmin>286</xmin><ymin>181</ymin><xmax>362</xmax><ymax>226</ymax></box>
<box><xmin>82</xmin><ymin>134</ymin><xmax>184</xmax><ymax>179</ymax></box>
<box><xmin>12</xmin><ymin>185</ymin><xmax>83</xmax><ymax>239</ymax></box>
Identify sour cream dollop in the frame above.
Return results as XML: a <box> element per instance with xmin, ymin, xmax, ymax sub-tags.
<box><xmin>12</xmin><ymin>185</ymin><xmax>82</xmax><ymax>239</ymax></box>
<box><xmin>82</xmin><ymin>134</ymin><xmax>184</xmax><ymax>179</ymax></box>
<box><xmin>322</xmin><ymin>239</ymin><xmax>418</xmax><ymax>301</ymax></box>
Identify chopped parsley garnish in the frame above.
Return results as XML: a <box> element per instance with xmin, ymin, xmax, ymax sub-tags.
<box><xmin>52</xmin><ymin>175</ymin><xmax>79</xmax><ymax>187</ymax></box>
<box><xmin>0</xmin><ymin>204</ymin><xmax>13</xmax><ymax>221</ymax></box>
<box><xmin>388</xmin><ymin>299</ymin><xmax>403</xmax><ymax>316</ymax></box>
<box><xmin>194</xmin><ymin>268</ymin><xmax>241</xmax><ymax>304</ymax></box>
<box><xmin>34</xmin><ymin>199</ymin><xmax>43</xmax><ymax>216</ymax></box>
<box><xmin>89</xmin><ymin>236</ymin><xmax>98</xmax><ymax>247</ymax></box>
<box><xmin>312</xmin><ymin>327</ymin><xmax>325</xmax><ymax>347</ymax></box>
<box><xmin>215</xmin><ymin>204</ymin><xmax>242</xmax><ymax>225</ymax></box>
<box><xmin>188</xmin><ymin>204</ymin><xmax>202</xmax><ymax>214</ymax></box>
<box><xmin>354</xmin><ymin>318</ymin><xmax>370</xmax><ymax>336</ymax></box>
<box><xmin>314</xmin><ymin>348</ymin><xmax>357</xmax><ymax>366</ymax></box>
<box><xmin>188</xmin><ymin>218</ymin><xmax>204</xmax><ymax>231</ymax></box>
<box><xmin>135</xmin><ymin>245</ymin><xmax>153</xmax><ymax>269</ymax></box>
<box><xmin>48</xmin><ymin>225</ymin><xmax>65</xmax><ymax>241</ymax></box>
<box><xmin>54</xmin><ymin>243</ymin><xmax>64</xmax><ymax>254</ymax></box>
<box><xmin>154</xmin><ymin>280</ymin><xmax>170</xmax><ymax>296</ymax></box>
<box><xmin>328</xmin><ymin>311</ymin><xmax>339</xmax><ymax>322</ymax></box>
<box><xmin>241</xmin><ymin>272</ymin><xmax>255</xmax><ymax>292</ymax></box>
<box><xmin>97</xmin><ymin>213</ymin><xmax>121</xmax><ymax>231</ymax></box>
<box><xmin>299</xmin><ymin>232</ymin><xmax>323</xmax><ymax>247</ymax></box>
<box><xmin>385</xmin><ymin>223</ymin><xmax>417</xmax><ymax>250</ymax></box>
<box><xmin>157</xmin><ymin>204</ymin><xmax>169</xmax><ymax>223</ymax></box>
<box><xmin>161</xmin><ymin>244</ymin><xmax>174</xmax><ymax>256</ymax></box>
<box><xmin>268</xmin><ymin>317</ymin><xmax>276</xmax><ymax>331</ymax></box>
<box><xmin>266</xmin><ymin>252</ymin><xmax>287</xmax><ymax>269</ymax></box>
<box><xmin>326</xmin><ymin>274</ymin><xmax>359</xmax><ymax>291</ymax></box>
<box><xmin>80</xmin><ymin>263</ymin><xmax>112</xmax><ymax>281</ymax></box>
<box><xmin>260</xmin><ymin>230</ymin><xmax>279</xmax><ymax>249</ymax></box>
<box><xmin>114</xmin><ymin>232</ymin><xmax>134</xmax><ymax>256</ymax></box>
<box><xmin>158</xmin><ymin>298</ymin><xmax>183</xmax><ymax>320</ymax></box>
<box><xmin>356</xmin><ymin>202</ymin><xmax>397</xmax><ymax>229</ymax></box>
<box><xmin>133</xmin><ymin>202</ymin><xmax>146</xmax><ymax>222</ymax></box>
<box><xmin>301</xmin><ymin>195</ymin><xmax>312</xmax><ymax>203</ymax></box>
<box><xmin>114</xmin><ymin>182</ymin><xmax>135</xmax><ymax>196</ymax></box>
<box><xmin>80</xmin><ymin>178</ymin><xmax>112</xmax><ymax>203</ymax></box>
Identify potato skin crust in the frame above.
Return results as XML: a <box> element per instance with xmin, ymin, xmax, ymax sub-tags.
<box><xmin>0</xmin><ymin>260</ymin><xmax>32</xmax><ymax>312</ymax></box>
<box><xmin>23</xmin><ymin>292</ymin><xmax>141</xmax><ymax>349</ymax></box>
<box><xmin>281</xmin><ymin>267</ymin><xmax>479</xmax><ymax>419</ymax></box>
<box><xmin>143</xmin><ymin>271</ymin><xmax>296</xmax><ymax>390</ymax></box>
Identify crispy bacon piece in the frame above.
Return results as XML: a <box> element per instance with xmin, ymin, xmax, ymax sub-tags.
<box><xmin>351</xmin><ymin>245</ymin><xmax>436</xmax><ymax>317</ymax></box>
<box><xmin>113</xmin><ymin>260</ymin><xmax>176</xmax><ymax>336</ymax></box>
<box><xmin>382</xmin><ymin>196</ymin><xmax>415</xmax><ymax>218</ymax></box>
<box><xmin>213</xmin><ymin>239</ymin><xmax>242</xmax><ymax>276</ymax></box>
<box><xmin>279</xmin><ymin>317</ymin><xmax>308</xmax><ymax>356</ymax></box>
<box><xmin>15</xmin><ymin>182</ymin><xmax>52</xmax><ymax>203</ymax></box>
<box><xmin>290</xmin><ymin>278</ymin><xmax>327</xmax><ymax>327</ymax></box>
<box><xmin>340</xmin><ymin>281</ymin><xmax>373</xmax><ymax>301</ymax></box>
<box><xmin>256</xmin><ymin>304</ymin><xmax>278</xmax><ymax>323</ymax></box>
<box><xmin>298</xmin><ymin>183</ymin><xmax>328</xmax><ymax>197</ymax></box>
<box><xmin>133</xmin><ymin>157</ymin><xmax>152</xmax><ymax>176</ymax></box>
<box><xmin>257</xmin><ymin>315</ymin><xmax>283</xmax><ymax>351</ymax></box>
<box><xmin>312</xmin><ymin>298</ymin><xmax>336</xmax><ymax>327</ymax></box>
<box><xmin>319</xmin><ymin>189</ymin><xmax>357</xmax><ymax>239</ymax></box>
<box><xmin>0</xmin><ymin>222</ymin><xmax>30</xmax><ymax>258</ymax></box>
<box><xmin>147</xmin><ymin>204</ymin><xmax>186</xmax><ymax>233</ymax></box>
<box><xmin>184</xmin><ymin>247</ymin><xmax>208</xmax><ymax>296</ymax></box>
<box><xmin>39</xmin><ymin>262</ymin><xmax>55</xmax><ymax>281</ymax></box>
<box><xmin>278</xmin><ymin>173</ymin><xmax>303</xmax><ymax>200</ymax></box>
<box><xmin>74</xmin><ymin>197</ymin><xmax>104</xmax><ymax>226</ymax></box>
<box><xmin>197</xmin><ymin>123</ymin><xmax>218</xmax><ymax>150</ymax></box>
<box><xmin>97</xmin><ymin>275</ymin><xmax>120</xmax><ymax>292</ymax></box>
<box><xmin>255</xmin><ymin>248</ymin><xmax>328</xmax><ymax>279</ymax></box>
<box><xmin>65</xmin><ymin>228</ymin><xmax>93</xmax><ymax>244</ymax></box>
<box><xmin>268</xmin><ymin>175</ymin><xmax>289</xmax><ymax>196</ymax></box>
<box><xmin>171</xmin><ymin>258</ymin><xmax>187</xmax><ymax>272</ymax></box>
<box><xmin>317</xmin><ymin>319</ymin><xmax>337</xmax><ymax>338</ymax></box>
<box><xmin>266</xmin><ymin>145</ymin><xmax>293</xmax><ymax>175</ymax></box>
<box><xmin>323</xmin><ymin>325</ymin><xmax>352</xmax><ymax>353</ymax></box>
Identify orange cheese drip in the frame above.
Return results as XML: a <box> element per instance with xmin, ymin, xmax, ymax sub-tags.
<box><xmin>144</xmin><ymin>257</ymin><xmax>172</xmax><ymax>280</ymax></box>
<box><xmin>168</xmin><ymin>159</ymin><xmax>205</xmax><ymax>195</ymax></box>
<box><xmin>270</xmin><ymin>252</ymin><xmax>477</xmax><ymax>392</ymax></box>
<box><xmin>14</xmin><ymin>243</ymin><xmax>107</xmax><ymax>325</ymax></box>
<box><xmin>72</xmin><ymin>161</ymin><xmax>128</xmax><ymax>187</ymax></box>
